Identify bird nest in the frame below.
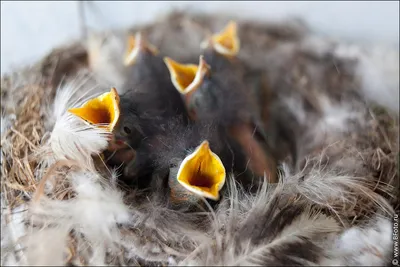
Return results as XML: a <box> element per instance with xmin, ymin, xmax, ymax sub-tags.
<box><xmin>1</xmin><ymin>12</ymin><xmax>399</xmax><ymax>266</ymax></box>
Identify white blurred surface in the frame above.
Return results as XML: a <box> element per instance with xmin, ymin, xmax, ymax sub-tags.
<box><xmin>1</xmin><ymin>1</ymin><xmax>399</xmax><ymax>75</ymax></box>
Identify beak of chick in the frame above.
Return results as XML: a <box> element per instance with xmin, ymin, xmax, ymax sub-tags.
<box><xmin>201</xmin><ymin>21</ymin><xmax>240</xmax><ymax>57</ymax></box>
<box><xmin>164</xmin><ymin>56</ymin><xmax>211</xmax><ymax>95</ymax></box>
<box><xmin>124</xmin><ymin>32</ymin><xmax>159</xmax><ymax>66</ymax></box>
<box><xmin>176</xmin><ymin>140</ymin><xmax>226</xmax><ymax>201</ymax></box>
<box><xmin>68</xmin><ymin>87</ymin><xmax>120</xmax><ymax>132</ymax></box>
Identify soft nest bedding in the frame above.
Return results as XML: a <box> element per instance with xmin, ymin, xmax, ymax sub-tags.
<box><xmin>1</xmin><ymin>12</ymin><xmax>399</xmax><ymax>266</ymax></box>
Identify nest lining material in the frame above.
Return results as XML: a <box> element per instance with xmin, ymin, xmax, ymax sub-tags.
<box><xmin>1</xmin><ymin>11</ymin><xmax>399</xmax><ymax>266</ymax></box>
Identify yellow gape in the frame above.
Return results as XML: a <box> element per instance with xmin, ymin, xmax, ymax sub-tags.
<box><xmin>68</xmin><ymin>87</ymin><xmax>120</xmax><ymax>132</ymax></box>
<box><xmin>177</xmin><ymin>140</ymin><xmax>226</xmax><ymax>201</ymax></box>
<box><xmin>164</xmin><ymin>56</ymin><xmax>210</xmax><ymax>95</ymax></box>
<box><xmin>201</xmin><ymin>21</ymin><xmax>240</xmax><ymax>57</ymax></box>
<box><xmin>124</xmin><ymin>32</ymin><xmax>159</xmax><ymax>66</ymax></box>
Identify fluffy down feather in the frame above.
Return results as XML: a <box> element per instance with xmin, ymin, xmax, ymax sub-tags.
<box><xmin>38</xmin><ymin>72</ymin><xmax>111</xmax><ymax>172</ymax></box>
<box><xmin>321</xmin><ymin>216</ymin><xmax>395</xmax><ymax>266</ymax></box>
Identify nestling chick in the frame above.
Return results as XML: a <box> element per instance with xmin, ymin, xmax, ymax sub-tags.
<box><xmin>143</xmin><ymin>119</ymin><xmax>236</xmax><ymax>211</ymax></box>
<box><xmin>164</xmin><ymin>22</ymin><xmax>277</xmax><ymax>183</ymax></box>
<box><xmin>103</xmin><ymin>32</ymin><xmax>190</xmax><ymax>182</ymax></box>
<box><xmin>67</xmin><ymin>87</ymin><xmax>137</xmax><ymax>171</ymax></box>
<box><xmin>113</xmin><ymin>32</ymin><xmax>189</xmax><ymax>147</ymax></box>
<box><xmin>166</xmin><ymin>140</ymin><xmax>225</xmax><ymax>210</ymax></box>
<box><xmin>68</xmin><ymin>32</ymin><xmax>191</xmax><ymax>183</ymax></box>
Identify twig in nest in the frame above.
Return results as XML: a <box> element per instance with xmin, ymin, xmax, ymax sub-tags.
<box><xmin>32</xmin><ymin>159</ymin><xmax>80</xmax><ymax>203</ymax></box>
<box><xmin>10</xmin><ymin>128</ymin><xmax>36</xmax><ymax>150</ymax></box>
<box><xmin>65</xmin><ymin>241</ymin><xmax>76</xmax><ymax>265</ymax></box>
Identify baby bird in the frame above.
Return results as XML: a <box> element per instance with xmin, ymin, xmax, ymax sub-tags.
<box><xmin>143</xmin><ymin>118</ymin><xmax>237</xmax><ymax>211</ymax></box>
<box><xmin>164</xmin><ymin>22</ymin><xmax>277</xmax><ymax>183</ymax></box>
<box><xmin>69</xmin><ymin>33</ymin><xmax>190</xmax><ymax>184</ymax></box>
<box><xmin>114</xmin><ymin>32</ymin><xmax>189</xmax><ymax>146</ymax></box>
<box><xmin>112</xmin><ymin>32</ymin><xmax>191</xmax><ymax>181</ymax></box>
<box><xmin>166</xmin><ymin>140</ymin><xmax>225</xmax><ymax>210</ymax></box>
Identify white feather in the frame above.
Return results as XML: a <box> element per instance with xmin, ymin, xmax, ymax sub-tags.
<box><xmin>322</xmin><ymin>216</ymin><xmax>394</xmax><ymax>266</ymax></box>
<box><xmin>317</xmin><ymin>96</ymin><xmax>365</xmax><ymax>135</ymax></box>
<box><xmin>23</xmin><ymin>227</ymin><xmax>69</xmax><ymax>266</ymax></box>
<box><xmin>45</xmin><ymin>70</ymin><xmax>107</xmax><ymax>130</ymax></box>
<box><xmin>1</xmin><ymin>201</ymin><xmax>27</xmax><ymax>266</ymax></box>
<box><xmin>28</xmin><ymin>170</ymin><xmax>131</xmax><ymax>265</ymax></box>
<box><xmin>334</xmin><ymin>43</ymin><xmax>400</xmax><ymax>115</ymax></box>
<box><xmin>49</xmin><ymin>114</ymin><xmax>109</xmax><ymax>169</ymax></box>
<box><xmin>358</xmin><ymin>46</ymin><xmax>399</xmax><ymax>115</ymax></box>
<box><xmin>40</xmin><ymin>72</ymin><xmax>111</xmax><ymax>171</ymax></box>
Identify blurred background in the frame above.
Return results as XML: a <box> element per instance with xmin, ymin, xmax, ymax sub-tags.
<box><xmin>1</xmin><ymin>1</ymin><xmax>399</xmax><ymax>75</ymax></box>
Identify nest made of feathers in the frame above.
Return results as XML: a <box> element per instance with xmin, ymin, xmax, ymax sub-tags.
<box><xmin>1</xmin><ymin>11</ymin><xmax>398</xmax><ymax>266</ymax></box>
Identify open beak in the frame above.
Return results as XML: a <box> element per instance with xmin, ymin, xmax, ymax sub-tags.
<box><xmin>68</xmin><ymin>87</ymin><xmax>120</xmax><ymax>132</ymax></box>
<box><xmin>124</xmin><ymin>32</ymin><xmax>159</xmax><ymax>66</ymax></box>
<box><xmin>164</xmin><ymin>56</ymin><xmax>210</xmax><ymax>95</ymax></box>
<box><xmin>176</xmin><ymin>140</ymin><xmax>226</xmax><ymax>201</ymax></box>
<box><xmin>201</xmin><ymin>21</ymin><xmax>240</xmax><ymax>57</ymax></box>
